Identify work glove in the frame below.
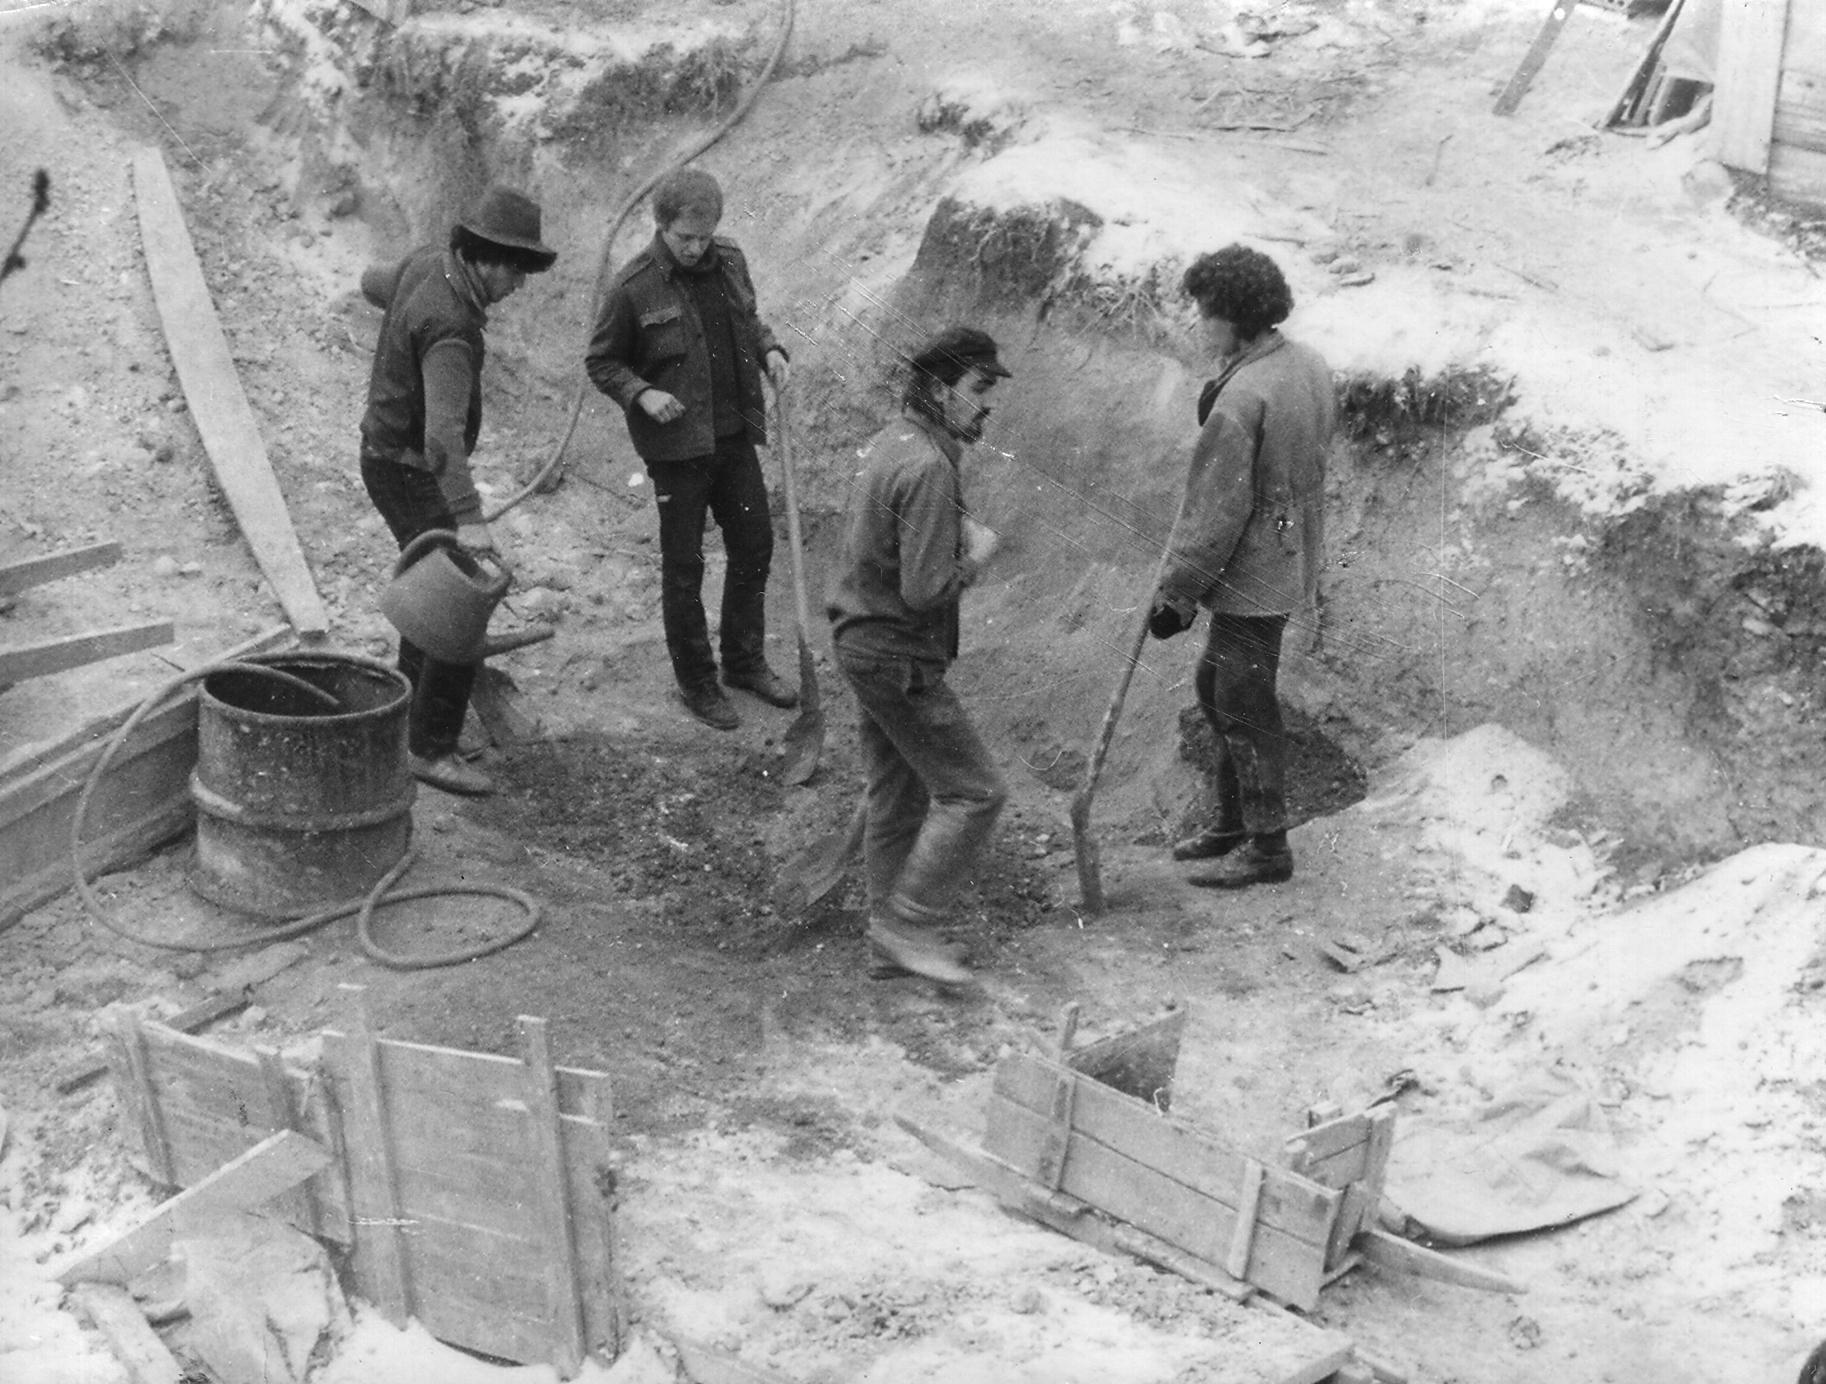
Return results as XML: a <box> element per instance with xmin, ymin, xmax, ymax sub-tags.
<box><xmin>1147</xmin><ymin>595</ymin><xmax>1195</xmax><ymax>640</ymax></box>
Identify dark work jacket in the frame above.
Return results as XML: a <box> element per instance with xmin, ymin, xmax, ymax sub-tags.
<box><xmin>827</xmin><ymin>414</ymin><xmax>972</xmax><ymax>665</ymax></box>
<box><xmin>1159</xmin><ymin>331</ymin><xmax>1335</xmax><ymax>617</ymax></box>
<box><xmin>583</xmin><ymin>234</ymin><xmax>780</xmax><ymax>465</ymax></box>
<box><xmin>358</xmin><ymin>245</ymin><xmax>487</xmax><ymax>520</ymax></box>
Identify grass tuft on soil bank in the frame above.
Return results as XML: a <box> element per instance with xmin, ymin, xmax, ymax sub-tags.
<box><xmin>1337</xmin><ymin>363</ymin><xmax>1515</xmax><ymax>454</ymax></box>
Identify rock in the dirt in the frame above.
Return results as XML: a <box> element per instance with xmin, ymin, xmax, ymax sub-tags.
<box><xmin>167</xmin><ymin>1213</ymin><xmax>349</xmax><ymax>1384</ymax></box>
<box><xmin>759</xmin><ymin>1268</ymin><xmax>815</xmax><ymax>1309</ymax></box>
<box><xmin>1501</xmin><ymin>883</ymin><xmax>1536</xmax><ymax>913</ymax></box>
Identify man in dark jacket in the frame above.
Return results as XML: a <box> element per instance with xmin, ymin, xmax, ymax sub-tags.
<box><xmin>1149</xmin><ymin>245</ymin><xmax>1335</xmax><ymax>888</ymax></box>
<box><xmin>827</xmin><ymin>326</ymin><xmax>1011</xmax><ymax>987</ymax></box>
<box><xmin>584</xmin><ymin>168</ymin><xmax>793</xmax><ymax>731</ymax></box>
<box><xmin>359</xmin><ymin>185</ymin><xmax>557</xmax><ymax>797</ymax></box>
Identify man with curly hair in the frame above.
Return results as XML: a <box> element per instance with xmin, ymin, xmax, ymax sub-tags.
<box><xmin>1148</xmin><ymin>245</ymin><xmax>1335</xmax><ymax>888</ymax></box>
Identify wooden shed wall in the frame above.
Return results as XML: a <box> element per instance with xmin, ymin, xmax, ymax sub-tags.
<box><xmin>1770</xmin><ymin>0</ymin><xmax>1826</xmax><ymax>207</ymax></box>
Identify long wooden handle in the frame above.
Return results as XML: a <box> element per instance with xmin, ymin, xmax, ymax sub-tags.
<box><xmin>774</xmin><ymin>391</ymin><xmax>815</xmax><ymax>639</ymax></box>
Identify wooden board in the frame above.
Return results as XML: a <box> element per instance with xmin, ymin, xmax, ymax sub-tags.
<box><xmin>1065</xmin><ymin>1006</ymin><xmax>1186</xmax><ymax>1109</ymax></box>
<box><xmin>0</xmin><ymin>541</ymin><xmax>121</xmax><ymax>596</ymax></box>
<box><xmin>1493</xmin><ymin>0</ymin><xmax>1579</xmax><ymax>116</ymax></box>
<box><xmin>68</xmin><ymin>1283</ymin><xmax>183</xmax><ymax>1384</ymax></box>
<box><xmin>1775</xmin><ymin>67</ymin><xmax>1826</xmax><ymax>150</ymax></box>
<box><xmin>57</xmin><ymin>1130</ymin><xmax>329</xmax><ymax>1285</ymax></box>
<box><xmin>132</xmin><ymin>148</ymin><xmax>327</xmax><ymax>637</ymax></box>
<box><xmin>1771</xmin><ymin>140</ymin><xmax>1826</xmax><ymax>209</ymax></box>
<box><xmin>110</xmin><ymin>1004</ymin><xmax>620</xmax><ymax>1372</ymax></box>
<box><xmin>0</xmin><ymin>624</ymin><xmax>290</xmax><ymax>933</ymax></box>
<box><xmin>1713</xmin><ymin>0</ymin><xmax>1792</xmax><ymax>170</ymax></box>
<box><xmin>985</xmin><ymin>1056</ymin><xmax>1339</xmax><ymax>1308</ymax></box>
<box><xmin>0</xmin><ymin>622</ymin><xmax>173</xmax><ymax>685</ymax></box>
<box><xmin>896</xmin><ymin>1115</ymin><xmax>1356</xmax><ymax>1384</ymax></box>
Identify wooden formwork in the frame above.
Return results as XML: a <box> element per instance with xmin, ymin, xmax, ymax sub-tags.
<box><xmin>100</xmin><ymin>984</ymin><xmax>623</xmax><ymax>1376</ymax></box>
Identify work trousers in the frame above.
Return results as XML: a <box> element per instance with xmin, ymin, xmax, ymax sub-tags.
<box><xmin>360</xmin><ymin>452</ymin><xmax>476</xmax><ymax>759</ymax></box>
<box><xmin>647</xmin><ymin>435</ymin><xmax>774</xmax><ymax>691</ymax></box>
<box><xmin>835</xmin><ymin>645</ymin><xmax>1007</xmax><ymax>925</ymax></box>
<box><xmin>1194</xmin><ymin>612</ymin><xmax>1291</xmax><ymax>837</ymax></box>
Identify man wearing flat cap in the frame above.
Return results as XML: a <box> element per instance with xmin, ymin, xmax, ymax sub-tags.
<box><xmin>826</xmin><ymin>326</ymin><xmax>1013</xmax><ymax>987</ymax></box>
<box><xmin>358</xmin><ymin>184</ymin><xmax>557</xmax><ymax>797</ymax></box>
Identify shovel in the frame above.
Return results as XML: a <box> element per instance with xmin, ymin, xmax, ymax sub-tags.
<box><xmin>770</xmin><ymin>797</ymin><xmax>866</xmax><ymax>918</ymax></box>
<box><xmin>773</xmin><ymin>387</ymin><xmax>824</xmax><ymax>785</ymax></box>
<box><xmin>1070</xmin><ymin>607</ymin><xmax>1152</xmax><ymax>916</ymax></box>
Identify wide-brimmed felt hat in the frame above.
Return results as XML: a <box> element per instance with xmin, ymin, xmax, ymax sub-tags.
<box><xmin>909</xmin><ymin>325</ymin><xmax>1013</xmax><ymax>380</ymax></box>
<box><xmin>459</xmin><ymin>185</ymin><xmax>557</xmax><ymax>270</ymax></box>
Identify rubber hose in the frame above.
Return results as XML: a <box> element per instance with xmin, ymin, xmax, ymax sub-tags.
<box><xmin>483</xmin><ymin>0</ymin><xmax>796</xmax><ymax>522</ymax></box>
<box><xmin>73</xmin><ymin>659</ymin><xmax>540</xmax><ymax>968</ymax></box>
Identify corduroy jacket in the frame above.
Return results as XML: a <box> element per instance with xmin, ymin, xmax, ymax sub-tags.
<box><xmin>1159</xmin><ymin>330</ymin><xmax>1335</xmax><ymax>617</ymax></box>
<box><xmin>584</xmin><ymin>234</ymin><xmax>781</xmax><ymax>465</ymax></box>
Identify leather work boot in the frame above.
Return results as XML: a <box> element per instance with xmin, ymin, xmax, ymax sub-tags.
<box><xmin>866</xmin><ymin>917</ymin><xmax>975</xmax><ymax>988</ymax></box>
<box><xmin>723</xmin><ymin>664</ymin><xmax>800</xmax><ymax>709</ymax></box>
<box><xmin>1187</xmin><ymin>838</ymin><xmax>1294</xmax><ymax>889</ymax></box>
<box><xmin>1171</xmin><ymin>826</ymin><xmax>1248</xmax><ymax>861</ymax></box>
<box><xmin>680</xmin><ymin>682</ymin><xmax>740</xmax><ymax>731</ymax></box>
<box><xmin>408</xmin><ymin>752</ymin><xmax>495</xmax><ymax>797</ymax></box>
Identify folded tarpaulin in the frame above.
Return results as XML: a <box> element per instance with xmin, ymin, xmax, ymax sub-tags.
<box><xmin>1383</xmin><ymin>1068</ymin><xmax>1638</xmax><ymax>1246</ymax></box>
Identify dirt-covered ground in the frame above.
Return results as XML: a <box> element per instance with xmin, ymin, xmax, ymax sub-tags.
<box><xmin>4</xmin><ymin>0</ymin><xmax>1826</xmax><ymax>1380</ymax></box>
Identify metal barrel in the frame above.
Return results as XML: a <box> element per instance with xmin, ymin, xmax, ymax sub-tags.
<box><xmin>189</xmin><ymin>651</ymin><xmax>415</xmax><ymax>918</ymax></box>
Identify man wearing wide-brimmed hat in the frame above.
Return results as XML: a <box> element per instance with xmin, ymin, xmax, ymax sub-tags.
<box><xmin>358</xmin><ymin>184</ymin><xmax>557</xmax><ymax>797</ymax></box>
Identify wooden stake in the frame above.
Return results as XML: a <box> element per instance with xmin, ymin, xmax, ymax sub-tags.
<box><xmin>68</xmin><ymin>1283</ymin><xmax>183</xmax><ymax>1384</ymax></box>
<box><xmin>330</xmin><ymin>983</ymin><xmax>412</xmax><ymax>1324</ymax></box>
<box><xmin>111</xmin><ymin>1010</ymin><xmax>176</xmax><ymax>1185</ymax></box>
<box><xmin>1225</xmin><ymin>1160</ymin><xmax>1266</xmax><ymax>1280</ymax></box>
<box><xmin>518</xmin><ymin>1016</ymin><xmax>587</xmax><ymax>1377</ymax></box>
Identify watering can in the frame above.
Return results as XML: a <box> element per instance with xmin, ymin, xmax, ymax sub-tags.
<box><xmin>377</xmin><ymin>529</ymin><xmax>510</xmax><ymax>665</ymax></box>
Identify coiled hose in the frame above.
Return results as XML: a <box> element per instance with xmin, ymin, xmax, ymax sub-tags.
<box><xmin>72</xmin><ymin>659</ymin><xmax>539</xmax><ymax>969</ymax></box>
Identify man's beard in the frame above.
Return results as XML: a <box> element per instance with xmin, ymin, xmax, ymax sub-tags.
<box><xmin>952</xmin><ymin>409</ymin><xmax>990</xmax><ymax>443</ymax></box>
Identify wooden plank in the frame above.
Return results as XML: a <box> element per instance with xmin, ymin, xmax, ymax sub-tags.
<box><xmin>896</xmin><ymin>1114</ymin><xmax>1250</xmax><ymax>1296</ymax></box>
<box><xmin>57</xmin><ymin>990</ymin><xmax>249</xmax><ymax>1095</ymax></box>
<box><xmin>1493</xmin><ymin>0</ymin><xmax>1579</xmax><ymax>117</ymax></box>
<box><xmin>259</xmin><ymin>1044</ymin><xmax>325</xmax><ymax>1239</ymax></box>
<box><xmin>518</xmin><ymin>1016</ymin><xmax>587</xmax><ymax>1377</ymax></box>
<box><xmin>1604</xmin><ymin>0</ymin><xmax>1687</xmax><ymax>125</ymax></box>
<box><xmin>568</xmin><ymin>1075</ymin><xmax>624</xmax><ymax>1363</ymax></box>
<box><xmin>68</xmin><ymin>1283</ymin><xmax>183</xmax><ymax>1384</ymax></box>
<box><xmin>325</xmin><ymin>985</ymin><xmax>412</xmax><ymax>1324</ymax></box>
<box><xmin>986</xmin><ymin>1092</ymin><xmax>1330</xmax><ymax>1308</ymax></box>
<box><xmin>0</xmin><ymin>541</ymin><xmax>121</xmax><ymax>596</ymax></box>
<box><xmin>57</xmin><ymin>1130</ymin><xmax>329</xmax><ymax>1285</ymax></box>
<box><xmin>0</xmin><ymin>625</ymin><xmax>289</xmax><ymax>932</ymax></box>
<box><xmin>0</xmin><ymin>622</ymin><xmax>174</xmax><ymax>686</ymax></box>
<box><xmin>1774</xmin><ymin>67</ymin><xmax>1826</xmax><ymax>150</ymax></box>
<box><xmin>1065</xmin><ymin>1006</ymin><xmax>1186</xmax><ymax>1109</ymax></box>
<box><xmin>675</xmin><ymin>1337</ymin><xmax>799</xmax><ymax>1384</ymax></box>
<box><xmin>1285</xmin><ymin>1111</ymin><xmax>1372</xmax><ymax>1175</ymax></box>
<box><xmin>993</xmin><ymin>1055</ymin><xmax>1339</xmax><ymax>1246</ymax></box>
<box><xmin>1771</xmin><ymin>139</ymin><xmax>1826</xmax><ymax>209</ymax></box>
<box><xmin>1226</xmin><ymin>1160</ymin><xmax>1265</xmax><ymax>1281</ymax></box>
<box><xmin>1356</xmin><ymin>1226</ymin><xmax>1528</xmax><ymax>1295</ymax></box>
<box><xmin>132</xmin><ymin>147</ymin><xmax>327</xmax><ymax>637</ymax></box>
<box><xmin>1033</xmin><ymin>1062</ymin><xmax>1076</xmax><ymax>1190</ymax></box>
<box><xmin>113</xmin><ymin>1011</ymin><xmax>176</xmax><ymax>1185</ymax></box>
<box><xmin>1713</xmin><ymin>0</ymin><xmax>1792</xmax><ymax>170</ymax></box>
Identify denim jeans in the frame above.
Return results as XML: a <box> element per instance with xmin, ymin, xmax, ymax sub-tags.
<box><xmin>360</xmin><ymin>452</ymin><xmax>477</xmax><ymax>759</ymax></box>
<box><xmin>835</xmin><ymin>644</ymin><xmax>1007</xmax><ymax>923</ymax></box>
<box><xmin>1194</xmin><ymin>612</ymin><xmax>1290</xmax><ymax>837</ymax></box>
<box><xmin>647</xmin><ymin>435</ymin><xmax>774</xmax><ymax>690</ymax></box>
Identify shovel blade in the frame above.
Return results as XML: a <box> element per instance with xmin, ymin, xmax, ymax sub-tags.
<box><xmin>779</xmin><ymin>636</ymin><xmax>823</xmax><ymax>785</ymax></box>
<box><xmin>771</xmin><ymin>799</ymin><xmax>866</xmax><ymax>917</ymax></box>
